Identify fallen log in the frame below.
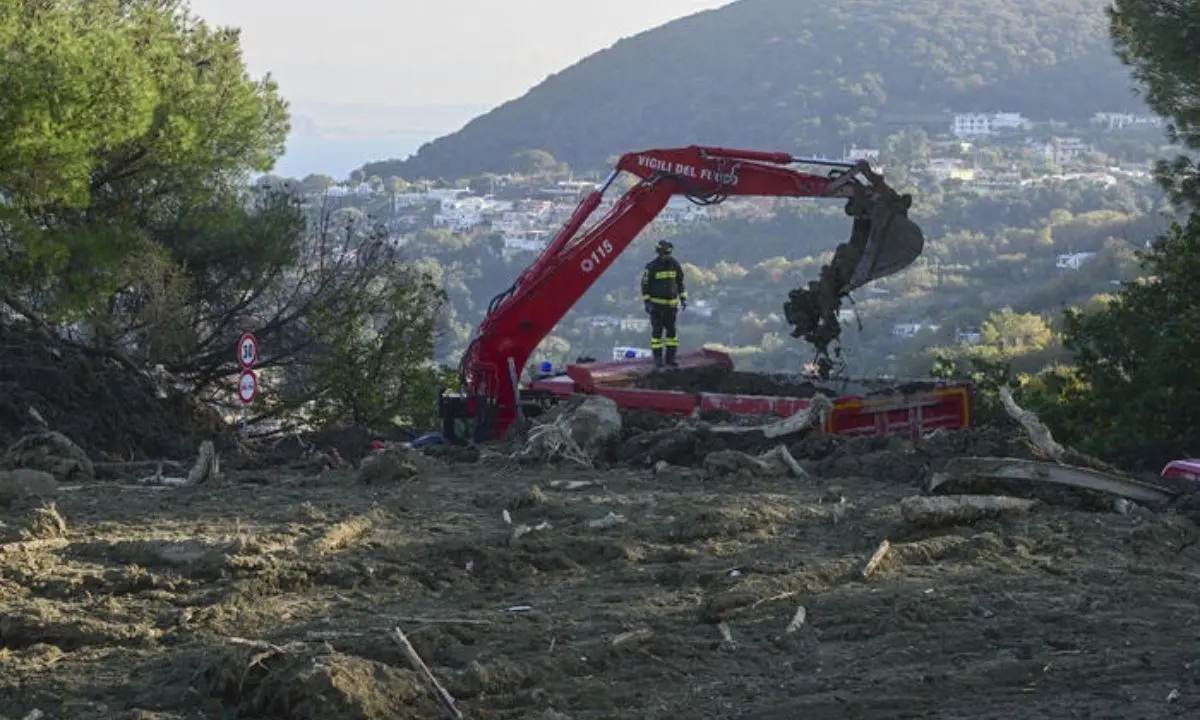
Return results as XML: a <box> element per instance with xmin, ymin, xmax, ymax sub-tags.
<box><xmin>702</xmin><ymin>445</ymin><xmax>807</xmax><ymax>479</ymax></box>
<box><xmin>710</xmin><ymin>394</ymin><xmax>834</xmax><ymax>439</ymax></box>
<box><xmin>929</xmin><ymin>456</ymin><xmax>1174</xmax><ymax>507</ymax></box>
<box><xmin>900</xmin><ymin>494</ymin><xmax>1037</xmax><ymax>527</ymax></box>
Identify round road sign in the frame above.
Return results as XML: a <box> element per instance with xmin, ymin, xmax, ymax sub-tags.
<box><xmin>237</xmin><ymin>333</ymin><xmax>258</xmax><ymax>369</ymax></box>
<box><xmin>237</xmin><ymin>370</ymin><xmax>258</xmax><ymax>404</ymax></box>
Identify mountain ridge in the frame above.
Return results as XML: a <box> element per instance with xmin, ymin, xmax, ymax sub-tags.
<box><xmin>362</xmin><ymin>0</ymin><xmax>1143</xmax><ymax>181</ymax></box>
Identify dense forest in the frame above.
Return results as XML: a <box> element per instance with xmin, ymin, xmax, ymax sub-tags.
<box><xmin>365</xmin><ymin>0</ymin><xmax>1145</xmax><ymax>180</ymax></box>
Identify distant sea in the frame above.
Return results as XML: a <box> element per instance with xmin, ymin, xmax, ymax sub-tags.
<box><xmin>271</xmin><ymin>103</ymin><xmax>489</xmax><ymax>179</ymax></box>
<box><xmin>273</xmin><ymin>133</ymin><xmax>428</xmax><ymax>179</ymax></box>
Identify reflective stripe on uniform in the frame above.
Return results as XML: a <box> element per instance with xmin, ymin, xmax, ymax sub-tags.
<box><xmin>654</xmin><ymin>270</ymin><xmax>677</xmax><ymax>279</ymax></box>
<box><xmin>650</xmin><ymin>338</ymin><xmax>664</xmax><ymax>348</ymax></box>
<box><xmin>648</xmin><ymin>297</ymin><xmax>679</xmax><ymax>306</ymax></box>
<box><xmin>665</xmin><ymin>337</ymin><xmax>679</xmax><ymax>347</ymax></box>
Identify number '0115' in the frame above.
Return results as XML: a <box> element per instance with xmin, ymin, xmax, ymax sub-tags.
<box><xmin>580</xmin><ymin>239</ymin><xmax>614</xmax><ymax>273</ymax></box>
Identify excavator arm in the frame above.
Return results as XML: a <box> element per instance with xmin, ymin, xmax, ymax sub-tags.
<box><xmin>447</xmin><ymin>146</ymin><xmax>924</xmax><ymax>441</ymax></box>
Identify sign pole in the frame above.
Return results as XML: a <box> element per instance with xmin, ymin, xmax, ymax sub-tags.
<box><xmin>237</xmin><ymin>333</ymin><xmax>259</xmax><ymax>437</ymax></box>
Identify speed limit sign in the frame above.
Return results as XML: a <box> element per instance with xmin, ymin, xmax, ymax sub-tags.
<box><xmin>237</xmin><ymin>370</ymin><xmax>258</xmax><ymax>405</ymax></box>
<box><xmin>237</xmin><ymin>333</ymin><xmax>258</xmax><ymax>369</ymax></box>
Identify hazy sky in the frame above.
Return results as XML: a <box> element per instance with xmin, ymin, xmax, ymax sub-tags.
<box><xmin>188</xmin><ymin>0</ymin><xmax>731</xmax><ymax>109</ymax></box>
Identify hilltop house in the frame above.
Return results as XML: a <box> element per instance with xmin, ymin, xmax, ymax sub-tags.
<box><xmin>891</xmin><ymin>322</ymin><xmax>940</xmax><ymax>339</ymax></box>
<box><xmin>1090</xmin><ymin>112</ymin><xmax>1165</xmax><ymax>131</ymax></box>
<box><xmin>1056</xmin><ymin>252</ymin><xmax>1096</xmax><ymax>270</ymax></box>
<box><xmin>926</xmin><ymin>158</ymin><xmax>975</xmax><ymax>181</ymax></box>
<box><xmin>951</xmin><ymin>112</ymin><xmax>1028</xmax><ymax>138</ymax></box>
<box><xmin>501</xmin><ymin>230</ymin><xmax>550</xmax><ymax>257</ymax></box>
<box><xmin>1035</xmin><ymin>137</ymin><xmax>1093</xmax><ymax>165</ymax></box>
<box><xmin>844</xmin><ymin>145</ymin><xmax>880</xmax><ymax>163</ymax></box>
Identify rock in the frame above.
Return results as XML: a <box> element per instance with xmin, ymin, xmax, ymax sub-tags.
<box><xmin>357</xmin><ymin>449</ymin><xmax>420</xmax><ymax>483</ymax></box>
<box><xmin>567</xmin><ymin>396</ymin><xmax>622</xmax><ymax>459</ymax></box>
<box><xmin>2</xmin><ymin>431</ymin><xmax>94</xmax><ymax>482</ymax></box>
<box><xmin>0</xmin><ymin>469</ymin><xmax>58</xmax><ymax>507</ymax></box>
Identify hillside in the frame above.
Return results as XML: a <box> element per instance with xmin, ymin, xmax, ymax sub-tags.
<box><xmin>364</xmin><ymin>0</ymin><xmax>1143</xmax><ymax>181</ymax></box>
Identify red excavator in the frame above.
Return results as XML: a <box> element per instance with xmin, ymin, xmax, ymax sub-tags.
<box><xmin>438</xmin><ymin>146</ymin><xmax>933</xmax><ymax>443</ymax></box>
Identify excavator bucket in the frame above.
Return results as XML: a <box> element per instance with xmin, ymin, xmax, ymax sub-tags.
<box><xmin>783</xmin><ymin>170</ymin><xmax>925</xmax><ymax>373</ymax></box>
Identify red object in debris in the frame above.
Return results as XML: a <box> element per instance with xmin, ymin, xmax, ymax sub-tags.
<box><xmin>370</xmin><ymin>440</ymin><xmax>387</xmax><ymax>454</ymax></box>
<box><xmin>525</xmin><ymin>354</ymin><xmax>975</xmax><ymax>440</ymax></box>
<box><xmin>567</xmin><ymin>348</ymin><xmax>734</xmax><ymax>392</ymax></box>
<box><xmin>1162</xmin><ymin>459</ymin><xmax>1200</xmax><ymax>482</ymax></box>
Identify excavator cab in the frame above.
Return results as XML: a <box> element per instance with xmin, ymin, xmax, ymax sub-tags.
<box><xmin>782</xmin><ymin>161</ymin><xmax>924</xmax><ymax>374</ymax></box>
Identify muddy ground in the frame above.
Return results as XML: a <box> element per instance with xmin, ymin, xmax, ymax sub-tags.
<box><xmin>3</xmin><ymin>433</ymin><xmax>1200</xmax><ymax>720</ymax></box>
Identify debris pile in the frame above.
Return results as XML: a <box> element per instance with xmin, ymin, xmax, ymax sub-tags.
<box><xmin>0</xmin><ymin>322</ymin><xmax>223</xmax><ymax>460</ymax></box>
<box><xmin>631</xmin><ymin>365</ymin><xmax>940</xmax><ymax>398</ymax></box>
<box><xmin>518</xmin><ymin>395</ymin><xmax>622</xmax><ymax>467</ymax></box>
<box><xmin>508</xmin><ymin>371</ymin><xmax>1180</xmax><ymax>519</ymax></box>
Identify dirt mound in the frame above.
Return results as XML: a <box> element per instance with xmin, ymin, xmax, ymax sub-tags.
<box><xmin>0</xmin><ymin>322</ymin><xmax>223</xmax><ymax>460</ymax></box>
<box><xmin>201</xmin><ymin>642</ymin><xmax>436</xmax><ymax>719</ymax></box>
<box><xmin>632</xmin><ymin>365</ymin><xmax>946</xmax><ymax>399</ymax></box>
<box><xmin>615</xmin><ymin>415</ymin><xmax>1038</xmax><ymax>488</ymax></box>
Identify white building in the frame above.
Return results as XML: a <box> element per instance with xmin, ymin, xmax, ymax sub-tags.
<box><xmin>956</xmin><ymin>328</ymin><xmax>983</xmax><ymax>345</ymax></box>
<box><xmin>844</xmin><ymin>145</ymin><xmax>880</xmax><ymax>163</ymax></box>
<box><xmin>951</xmin><ymin>112</ymin><xmax>1028</xmax><ymax>138</ymax></box>
<box><xmin>927</xmin><ymin>158</ymin><xmax>975</xmax><ymax>181</ymax></box>
<box><xmin>891</xmin><ymin>322</ymin><xmax>940</xmax><ymax>339</ymax></box>
<box><xmin>585</xmin><ymin>315</ymin><xmax>622</xmax><ymax>329</ymax></box>
<box><xmin>619</xmin><ymin>317</ymin><xmax>650</xmax><ymax>332</ymax></box>
<box><xmin>501</xmin><ymin>230</ymin><xmax>550</xmax><ymax>256</ymax></box>
<box><xmin>1056</xmin><ymin>252</ymin><xmax>1096</xmax><ymax>270</ymax></box>
<box><xmin>433</xmin><ymin>196</ymin><xmax>490</xmax><ymax>231</ymax></box>
<box><xmin>426</xmin><ymin>188</ymin><xmax>467</xmax><ymax>204</ymax></box>
<box><xmin>1036</xmin><ymin>137</ymin><xmax>1093</xmax><ymax>165</ymax></box>
<box><xmin>1090</xmin><ymin>112</ymin><xmax>1165</xmax><ymax>131</ymax></box>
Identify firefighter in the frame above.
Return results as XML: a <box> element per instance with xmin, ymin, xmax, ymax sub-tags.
<box><xmin>641</xmin><ymin>239</ymin><xmax>687</xmax><ymax>367</ymax></box>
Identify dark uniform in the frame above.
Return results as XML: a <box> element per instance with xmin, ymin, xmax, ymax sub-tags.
<box><xmin>641</xmin><ymin>240</ymin><xmax>687</xmax><ymax>367</ymax></box>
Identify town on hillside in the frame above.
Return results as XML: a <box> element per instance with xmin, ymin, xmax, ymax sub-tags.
<box><xmin>260</xmin><ymin>108</ymin><xmax>1169</xmax><ymax>377</ymax></box>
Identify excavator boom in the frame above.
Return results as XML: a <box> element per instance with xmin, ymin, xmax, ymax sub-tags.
<box><xmin>445</xmin><ymin>146</ymin><xmax>924</xmax><ymax>441</ymax></box>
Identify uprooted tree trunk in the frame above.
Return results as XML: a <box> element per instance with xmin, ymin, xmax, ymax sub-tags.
<box><xmin>617</xmin><ymin>394</ymin><xmax>833</xmax><ymax>468</ymax></box>
<box><xmin>998</xmin><ymin>388</ymin><xmax>1117</xmax><ymax>473</ymax></box>
<box><xmin>900</xmin><ymin>494</ymin><xmax>1037</xmax><ymax>528</ymax></box>
<box><xmin>929</xmin><ymin>456</ymin><xmax>1174</xmax><ymax>507</ymax></box>
<box><xmin>926</xmin><ymin>388</ymin><xmax>1177</xmax><ymax>509</ymax></box>
<box><xmin>710</xmin><ymin>394</ymin><xmax>834</xmax><ymax>439</ymax></box>
<box><xmin>701</xmin><ymin>396</ymin><xmax>831</xmax><ymax>477</ymax></box>
<box><xmin>703</xmin><ymin>444</ymin><xmax>808</xmax><ymax>479</ymax></box>
<box><xmin>518</xmin><ymin>396</ymin><xmax>622</xmax><ymax>467</ymax></box>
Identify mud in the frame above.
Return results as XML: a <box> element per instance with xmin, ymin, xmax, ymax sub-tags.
<box><xmin>2</xmin><ymin>436</ymin><xmax>1199</xmax><ymax>719</ymax></box>
<box><xmin>0</xmin><ymin>323</ymin><xmax>223</xmax><ymax>460</ymax></box>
